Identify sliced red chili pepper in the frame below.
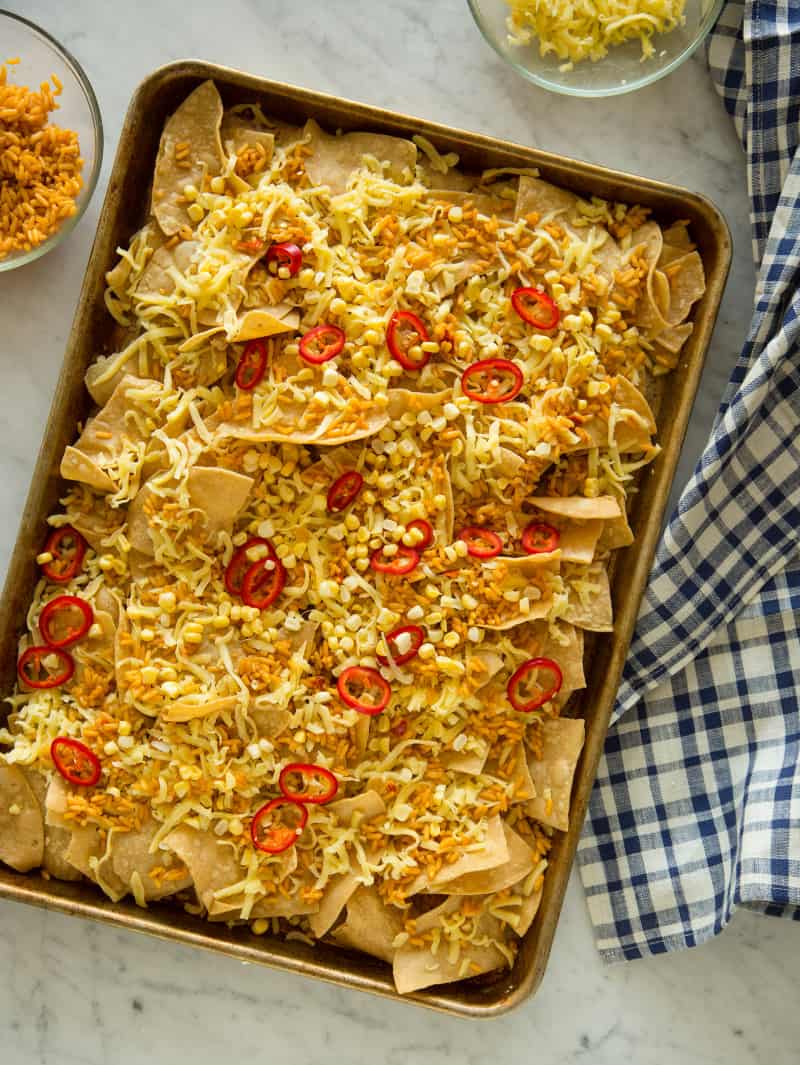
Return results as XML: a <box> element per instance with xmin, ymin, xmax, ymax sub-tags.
<box><xmin>461</xmin><ymin>358</ymin><xmax>524</xmax><ymax>404</ymax></box>
<box><xmin>39</xmin><ymin>595</ymin><xmax>94</xmax><ymax>649</ymax></box>
<box><xmin>224</xmin><ymin>538</ymin><xmax>277</xmax><ymax>598</ymax></box>
<box><xmin>386</xmin><ymin>310</ymin><xmax>430</xmax><ymax>371</ymax></box>
<box><xmin>241</xmin><ymin>556</ymin><xmax>286</xmax><ymax>610</ymax></box>
<box><xmin>278</xmin><ymin>762</ymin><xmax>339</xmax><ymax>805</ymax></box>
<box><xmin>337</xmin><ymin>665</ymin><xmax>391</xmax><ymax>716</ymax></box>
<box><xmin>405</xmin><ymin>518</ymin><xmax>433</xmax><ymax>550</ymax></box>
<box><xmin>511</xmin><ymin>286</ymin><xmax>560</xmax><ymax>330</ymax></box>
<box><xmin>250</xmin><ymin>797</ymin><xmax>308</xmax><ymax>854</ymax></box>
<box><xmin>326</xmin><ymin>470</ymin><xmax>364</xmax><ymax>513</ymax></box>
<box><xmin>235</xmin><ymin>339</ymin><xmax>268</xmax><ymax>391</ymax></box>
<box><xmin>299</xmin><ymin>323</ymin><xmax>345</xmax><ymax>365</ymax></box>
<box><xmin>521</xmin><ymin>522</ymin><xmax>560</xmax><ymax>555</ymax></box>
<box><xmin>50</xmin><ymin>736</ymin><xmax>101</xmax><ymax>787</ymax></box>
<box><xmin>369</xmin><ymin>546</ymin><xmax>420</xmax><ymax>575</ymax></box>
<box><xmin>40</xmin><ymin>526</ymin><xmax>87</xmax><ymax>583</ymax></box>
<box><xmin>265</xmin><ymin>241</ymin><xmax>303</xmax><ymax>277</ymax></box>
<box><xmin>377</xmin><ymin>624</ymin><xmax>425</xmax><ymax>667</ymax></box>
<box><xmin>507</xmin><ymin>657</ymin><xmax>563</xmax><ymax>713</ymax></box>
<box><xmin>458</xmin><ymin>526</ymin><xmax>503</xmax><ymax>559</ymax></box>
<box><xmin>18</xmin><ymin>645</ymin><xmax>74</xmax><ymax>689</ymax></box>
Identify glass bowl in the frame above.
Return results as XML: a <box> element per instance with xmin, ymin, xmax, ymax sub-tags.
<box><xmin>0</xmin><ymin>9</ymin><xmax>103</xmax><ymax>272</ymax></box>
<box><xmin>467</xmin><ymin>0</ymin><xmax>725</xmax><ymax>97</ymax></box>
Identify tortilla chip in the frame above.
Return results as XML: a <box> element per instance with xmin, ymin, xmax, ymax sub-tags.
<box><xmin>151</xmin><ymin>81</ymin><xmax>223</xmax><ymax>236</ymax></box>
<box><xmin>162</xmin><ymin>824</ymin><xmax>243</xmax><ymax>910</ymax></box>
<box><xmin>393</xmin><ymin>904</ymin><xmax>506</xmax><ymax>994</ymax></box>
<box><xmin>308</xmin><ymin>871</ymin><xmax>363</xmax><ymax>937</ymax></box>
<box><xmin>653</xmin><ymin>321</ymin><xmax>693</xmax><ymax>356</ymax></box>
<box><xmin>597</xmin><ymin>507</ymin><xmax>634</xmax><ymax>551</ymax></box>
<box><xmin>250</xmin><ymin>704</ymin><xmax>291</xmax><ymax>740</ymax></box>
<box><xmin>515</xmin><ymin>175</ymin><xmax>579</xmax><ymax>222</ymax></box>
<box><xmin>127</xmin><ymin>482</ymin><xmax>156</xmax><ymax>555</ymax></box>
<box><xmin>515</xmin><ymin>880</ymin><xmax>544</xmax><ymax>935</ymax></box>
<box><xmin>564</xmin><ymin>564</ymin><xmax>613</xmax><ymax>631</ymax></box>
<box><xmin>226</xmin><ymin>304</ymin><xmax>299</xmax><ymax>342</ymax></box>
<box><xmin>431</xmin><ymin>823</ymin><xmax>535</xmax><ymax>895</ymax></box>
<box><xmin>70</xmin><ymin>500</ymin><xmax>124</xmax><ymax>551</ymax></box>
<box><xmin>526</xmin><ymin>717</ymin><xmax>585</xmax><ymax>831</ymax></box>
<box><xmin>425</xmin><ymin>189</ymin><xmax>515</xmax><ymax>221</ymax></box>
<box><xmin>136</xmin><ymin>239</ymin><xmax>200</xmax><ymax>300</ymax></box>
<box><xmin>23</xmin><ymin>769</ymin><xmax>81</xmax><ymax>881</ymax></box>
<box><xmin>65</xmin><ymin>823</ymin><xmax>128</xmax><ymax>900</ymax></box>
<box><xmin>187</xmin><ymin>466</ymin><xmax>254</xmax><ymax>539</ymax></box>
<box><xmin>303</xmin><ymin>119</ymin><xmax>417</xmax><ymax>195</ymax></box>
<box><xmin>329</xmin><ymin>789</ymin><xmax>385</xmax><ymax>825</ymax></box>
<box><xmin>410</xmin><ymin>815</ymin><xmax>508</xmax><ymax>894</ymax></box>
<box><xmin>248</xmin><ymin>893</ymin><xmax>319</xmax><ymax>919</ymax></box>
<box><xmin>109</xmin><ymin>816</ymin><xmax>193</xmax><ymax>901</ymax></box>
<box><xmin>160</xmin><ymin>694</ymin><xmax>240</xmax><ymax>723</ymax></box>
<box><xmin>220</xmin><ymin>114</ymin><xmax>275</xmax><ymax>173</ymax></box>
<box><xmin>527</xmin><ymin>495</ymin><xmax>621</xmax><ymax>521</ymax></box>
<box><xmin>665</xmin><ymin>251</ymin><xmax>705</xmax><ymax>325</ymax></box>
<box><xmin>441</xmin><ymin>736</ymin><xmax>490</xmax><ymax>775</ymax></box>
<box><xmin>0</xmin><ymin>763</ymin><xmax>44</xmax><ymax>872</ymax></box>
<box><xmin>386</xmin><ymin>388</ymin><xmax>450</xmax><ymax>421</ymax></box>
<box><xmin>66</xmin><ymin>375</ymin><xmax>184</xmax><ymax>495</ymax></box>
<box><xmin>60</xmin><ymin>446</ymin><xmax>117</xmax><ymax>493</ymax></box>
<box><xmin>331</xmin><ymin>885</ymin><xmax>405</xmax><ymax>963</ymax></box>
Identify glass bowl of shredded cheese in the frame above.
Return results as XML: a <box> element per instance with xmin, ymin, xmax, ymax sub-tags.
<box><xmin>0</xmin><ymin>11</ymin><xmax>103</xmax><ymax>271</ymax></box>
<box><xmin>468</xmin><ymin>0</ymin><xmax>725</xmax><ymax>97</ymax></box>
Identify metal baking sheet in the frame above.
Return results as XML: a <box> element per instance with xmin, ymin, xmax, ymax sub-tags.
<box><xmin>0</xmin><ymin>60</ymin><xmax>731</xmax><ymax>1017</ymax></box>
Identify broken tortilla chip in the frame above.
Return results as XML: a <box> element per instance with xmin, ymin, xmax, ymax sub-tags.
<box><xmin>526</xmin><ymin>716</ymin><xmax>585</xmax><ymax>831</ymax></box>
<box><xmin>564</xmin><ymin>564</ymin><xmax>613</xmax><ymax>631</ymax></box>
<box><xmin>0</xmin><ymin>763</ymin><xmax>44</xmax><ymax>872</ymax></box>
<box><xmin>226</xmin><ymin>304</ymin><xmax>299</xmax><ymax>342</ymax></box>
<box><xmin>162</xmin><ymin>824</ymin><xmax>243</xmax><ymax>910</ymax></box>
<box><xmin>303</xmin><ymin>119</ymin><xmax>417</xmax><ymax>195</ymax></box>
<box><xmin>431</xmin><ymin>823</ymin><xmax>536</xmax><ymax>895</ymax></box>
<box><xmin>109</xmin><ymin>816</ymin><xmax>193</xmax><ymax>902</ymax></box>
<box><xmin>331</xmin><ymin>885</ymin><xmax>405</xmax><ymax>963</ymax></box>
<box><xmin>151</xmin><ymin>80</ymin><xmax>224</xmax><ymax>237</ymax></box>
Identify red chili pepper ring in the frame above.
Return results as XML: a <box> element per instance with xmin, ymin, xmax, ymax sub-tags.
<box><xmin>507</xmin><ymin>657</ymin><xmax>563</xmax><ymax>713</ymax></box>
<box><xmin>40</xmin><ymin>526</ymin><xmax>87</xmax><ymax>584</ymax></box>
<box><xmin>386</xmin><ymin>310</ymin><xmax>430</xmax><ymax>371</ymax></box>
<box><xmin>521</xmin><ymin>522</ymin><xmax>560</xmax><ymax>555</ymax></box>
<box><xmin>299</xmin><ymin>323</ymin><xmax>345</xmax><ymax>365</ymax></box>
<box><xmin>250</xmin><ymin>798</ymin><xmax>308</xmax><ymax>854</ymax></box>
<box><xmin>51</xmin><ymin>737</ymin><xmax>101</xmax><ymax>787</ymax></box>
<box><xmin>461</xmin><ymin>358</ymin><xmax>524</xmax><ymax>404</ymax></box>
<box><xmin>458</xmin><ymin>526</ymin><xmax>503</xmax><ymax>559</ymax></box>
<box><xmin>224</xmin><ymin>538</ymin><xmax>278</xmax><ymax>599</ymax></box>
<box><xmin>235</xmin><ymin>339</ymin><xmax>268</xmax><ymax>391</ymax></box>
<box><xmin>337</xmin><ymin>665</ymin><xmax>391</xmax><ymax>716</ymax></box>
<box><xmin>265</xmin><ymin>241</ymin><xmax>303</xmax><ymax>277</ymax></box>
<box><xmin>39</xmin><ymin>595</ymin><xmax>94</xmax><ymax>649</ymax></box>
<box><xmin>327</xmin><ymin>470</ymin><xmax>364</xmax><ymax>513</ymax></box>
<box><xmin>279</xmin><ymin>763</ymin><xmax>339</xmax><ymax>805</ymax></box>
<box><xmin>511</xmin><ymin>286</ymin><xmax>560</xmax><ymax>330</ymax></box>
<box><xmin>18</xmin><ymin>645</ymin><xmax>74</xmax><ymax>689</ymax></box>
<box><xmin>376</xmin><ymin>624</ymin><xmax>425</xmax><ymax>667</ymax></box>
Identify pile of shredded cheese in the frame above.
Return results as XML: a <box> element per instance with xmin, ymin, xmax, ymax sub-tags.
<box><xmin>505</xmin><ymin>0</ymin><xmax>687</xmax><ymax>66</ymax></box>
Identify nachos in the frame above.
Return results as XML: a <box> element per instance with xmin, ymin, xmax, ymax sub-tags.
<box><xmin>0</xmin><ymin>81</ymin><xmax>705</xmax><ymax>994</ymax></box>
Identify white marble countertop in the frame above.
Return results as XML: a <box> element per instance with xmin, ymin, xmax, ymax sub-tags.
<box><xmin>2</xmin><ymin>1</ymin><xmax>797</xmax><ymax>1061</ymax></box>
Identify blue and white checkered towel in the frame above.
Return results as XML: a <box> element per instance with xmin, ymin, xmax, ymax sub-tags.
<box><xmin>577</xmin><ymin>0</ymin><xmax>800</xmax><ymax>961</ymax></box>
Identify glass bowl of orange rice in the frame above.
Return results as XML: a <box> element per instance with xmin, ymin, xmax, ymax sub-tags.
<box><xmin>0</xmin><ymin>10</ymin><xmax>103</xmax><ymax>271</ymax></box>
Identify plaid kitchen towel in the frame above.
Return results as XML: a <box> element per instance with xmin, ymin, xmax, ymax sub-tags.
<box><xmin>577</xmin><ymin>0</ymin><xmax>800</xmax><ymax>961</ymax></box>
